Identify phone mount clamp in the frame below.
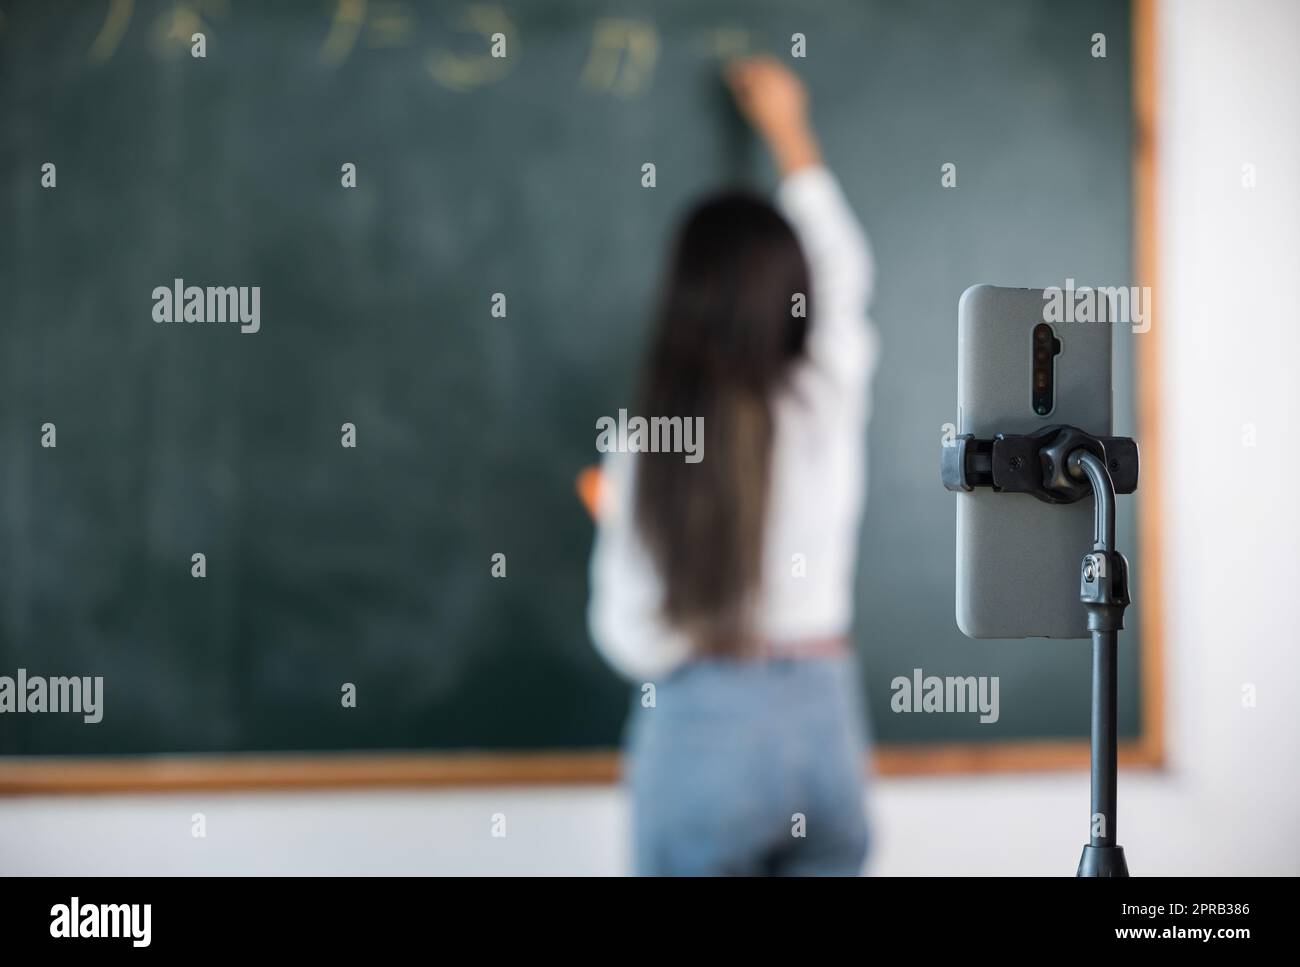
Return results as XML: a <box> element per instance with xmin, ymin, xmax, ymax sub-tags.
<box><xmin>942</xmin><ymin>424</ymin><xmax>1139</xmax><ymax>877</ymax></box>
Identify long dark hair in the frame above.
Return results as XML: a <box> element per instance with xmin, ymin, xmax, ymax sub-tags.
<box><xmin>635</xmin><ymin>191</ymin><xmax>811</xmax><ymax>655</ymax></box>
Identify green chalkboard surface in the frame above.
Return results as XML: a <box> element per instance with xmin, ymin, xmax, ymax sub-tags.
<box><xmin>0</xmin><ymin>0</ymin><xmax>1140</xmax><ymax>760</ymax></box>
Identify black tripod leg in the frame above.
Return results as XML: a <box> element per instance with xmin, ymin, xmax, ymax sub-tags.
<box><xmin>1072</xmin><ymin>450</ymin><xmax>1130</xmax><ymax>877</ymax></box>
<box><xmin>1092</xmin><ymin>629</ymin><xmax>1118</xmax><ymax>847</ymax></box>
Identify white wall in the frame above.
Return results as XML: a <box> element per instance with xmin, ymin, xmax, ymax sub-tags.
<box><xmin>3</xmin><ymin>0</ymin><xmax>1297</xmax><ymax>876</ymax></box>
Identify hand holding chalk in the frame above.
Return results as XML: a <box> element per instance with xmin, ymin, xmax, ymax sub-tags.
<box><xmin>725</xmin><ymin>56</ymin><xmax>822</xmax><ymax>175</ymax></box>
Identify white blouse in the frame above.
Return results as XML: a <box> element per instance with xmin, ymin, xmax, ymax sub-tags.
<box><xmin>587</xmin><ymin>166</ymin><xmax>878</xmax><ymax>680</ymax></box>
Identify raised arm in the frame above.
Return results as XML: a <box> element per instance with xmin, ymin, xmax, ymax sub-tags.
<box><xmin>727</xmin><ymin>58</ymin><xmax>877</xmax><ymax>404</ymax></box>
<box><xmin>726</xmin><ymin>57</ymin><xmax>824</xmax><ymax>178</ymax></box>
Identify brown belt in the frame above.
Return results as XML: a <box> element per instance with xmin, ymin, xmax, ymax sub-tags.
<box><xmin>750</xmin><ymin>634</ymin><xmax>852</xmax><ymax>661</ymax></box>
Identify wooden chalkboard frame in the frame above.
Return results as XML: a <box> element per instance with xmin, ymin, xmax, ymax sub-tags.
<box><xmin>0</xmin><ymin>0</ymin><xmax>1163</xmax><ymax>795</ymax></box>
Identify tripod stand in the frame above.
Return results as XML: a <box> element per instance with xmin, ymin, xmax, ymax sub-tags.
<box><xmin>943</xmin><ymin>425</ymin><xmax>1138</xmax><ymax>877</ymax></box>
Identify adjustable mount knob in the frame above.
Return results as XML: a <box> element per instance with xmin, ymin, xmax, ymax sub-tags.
<box><xmin>1039</xmin><ymin>427</ymin><xmax>1100</xmax><ymax>503</ymax></box>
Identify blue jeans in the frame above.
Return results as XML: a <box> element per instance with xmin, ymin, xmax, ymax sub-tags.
<box><xmin>626</xmin><ymin>655</ymin><xmax>870</xmax><ymax>876</ymax></box>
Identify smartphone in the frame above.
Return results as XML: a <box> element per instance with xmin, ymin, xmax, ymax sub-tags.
<box><xmin>955</xmin><ymin>284</ymin><xmax>1113</xmax><ymax>639</ymax></box>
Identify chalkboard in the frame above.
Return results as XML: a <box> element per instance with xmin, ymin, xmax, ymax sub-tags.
<box><xmin>0</xmin><ymin>0</ymin><xmax>1145</xmax><ymax>766</ymax></box>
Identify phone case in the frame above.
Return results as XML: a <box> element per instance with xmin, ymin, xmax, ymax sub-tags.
<box><xmin>955</xmin><ymin>284</ymin><xmax>1113</xmax><ymax>639</ymax></box>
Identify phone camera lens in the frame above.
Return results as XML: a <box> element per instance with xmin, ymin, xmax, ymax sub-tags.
<box><xmin>1031</xmin><ymin>324</ymin><xmax>1056</xmax><ymax>419</ymax></box>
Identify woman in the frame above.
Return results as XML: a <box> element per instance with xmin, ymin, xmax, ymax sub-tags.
<box><xmin>587</xmin><ymin>57</ymin><xmax>878</xmax><ymax>876</ymax></box>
